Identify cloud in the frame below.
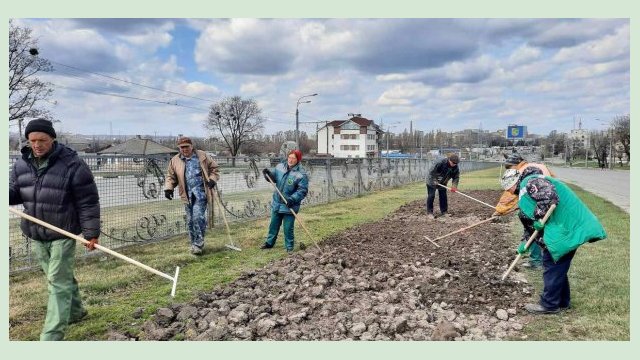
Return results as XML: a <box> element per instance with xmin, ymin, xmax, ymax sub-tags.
<box><xmin>553</xmin><ymin>22</ymin><xmax>630</xmax><ymax>64</ymax></box>
<box><xmin>194</xmin><ymin>19</ymin><xmax>297</xmax><ymax>75</ymax></box>
<box><xmin>377</xmin><ymin>82</ymin><xmax>432</xmax><ymax>106</ymax></box>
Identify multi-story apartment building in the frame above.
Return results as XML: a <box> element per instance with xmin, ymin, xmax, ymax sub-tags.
<box><xmin>317</xmin><ymin>115</ymin><xmax>383</xmax><ymax>158</ymax></box>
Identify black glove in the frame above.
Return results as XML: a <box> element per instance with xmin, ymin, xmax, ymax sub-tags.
<box><xmin>164</xmin><ymin>189</ymin><xmax>174</xmax><ymax>200</ymax></box>
<box><xmin>262</xmin><ymin>168</ymin><xmax>273</xmax><ymax>182</ymax></box>
<box><xmin>206</xmin><ymin>179</ymin><xmax>216</xmax><ymax>189</ymax></box>
<box><xmin>285</xmin><ymin>197</ymin><xmax>295</xmax><ymax>208</ymax></box>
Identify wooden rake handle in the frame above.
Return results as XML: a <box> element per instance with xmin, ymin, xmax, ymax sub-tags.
<box><xmin>436</xmin><ymin>183</ymin><xmax>496</xmax><ymax>210</ymax></box>
<box><xmin>266</xmin><ymin>175</ymin><xmax>323</xmax><ymax>254</ymax></box>
<box><xmin>9</xmin><ymin>207</ymin><xmax>180</xmax><ymax>296</ymax></box>
<box><xmin>501</xmin><ymin>204</ymin><xmax>557</xmax><ymax>280</ymax></box>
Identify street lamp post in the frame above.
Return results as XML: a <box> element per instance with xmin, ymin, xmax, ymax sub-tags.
<box><xmin>295</xmin><ymin>93</ymin><xmax>318</xmax><ymax>147</ymax></box>
<box><xmin>609</xmin><ymin>127</ymin><xmax>614</xmax><ymax>169</ymax></box>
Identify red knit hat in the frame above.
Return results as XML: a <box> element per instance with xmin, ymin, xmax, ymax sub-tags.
<box><xmin>289</xmin><ymin>149</ymin><xmax>302</xmax><ymax>162</ymax></box>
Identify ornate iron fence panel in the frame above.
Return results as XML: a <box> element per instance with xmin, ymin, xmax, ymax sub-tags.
<box><xmin>9</xmin><ymin>154</ymin><xmax>497</xmax><ymax>273</ymax></box>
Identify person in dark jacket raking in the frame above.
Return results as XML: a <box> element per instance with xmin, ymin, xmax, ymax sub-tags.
<box><xmin>425</xmin><ymin>153</ymin><xmax>460</xmax><ymax>219</ymax></box>
<box><xmin>9</xmin><ymin>119</ymin><xmax>100</xmax><ymax>341</ymax></box>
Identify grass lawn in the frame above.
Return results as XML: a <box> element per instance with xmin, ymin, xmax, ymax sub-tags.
<box><xmin>8</xmin><ymin>167</ymin><xmax>629</xmax><ymax>340</ymax></box>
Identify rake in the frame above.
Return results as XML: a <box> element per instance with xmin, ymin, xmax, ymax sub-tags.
<box><xmin>501</xmin><ymin>204</ymin><xmax>557</xmax><ymax>281</ymax></box>
<box><xmin>9</xmin><ymin>207</ymin><xmax>180</xmax><ymax>297</ymax></box>
<box><xmin>437</xmin><ymin>183</ymin><xmax>497</xmax><ymax>210</ymax></box>
<box><xmin>265</xmin><ymin>175</ymin><xmax>323</xmax><ymax>255</ymax></box>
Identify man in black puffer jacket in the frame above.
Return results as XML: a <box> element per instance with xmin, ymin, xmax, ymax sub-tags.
<box><xmin>425</xmin><ymin>153</ymin><xmax>461</xmax><ymax>219</ymax></box>
<box><xmin>9</xmin><ymin>119</ymin><xmax>100</xmax><ymax>341</ymax></box>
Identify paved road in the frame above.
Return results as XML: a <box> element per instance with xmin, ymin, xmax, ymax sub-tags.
<box><xmin>549</xmin><ymin>166</ymin><xmax>629</xmax><ymax>213</ymax></box>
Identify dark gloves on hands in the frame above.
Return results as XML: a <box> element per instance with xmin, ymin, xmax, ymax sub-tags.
<box><xmin>262</xmin><ymin>168</ymin><xmax>274</xmax><ymax>182</ymax></box>
<box><xmin>285</xmin><ymin>197</ymin><xmax>295</xmax><ymax>208</ymax></box>
<box><xmin>85</xmin><ymin>238</ymin><xmax>98</xmax><ymax>251</ymax></box>
<box><xmin>164</xmin><ymin>189</ymin><xmax>174</xmax><ymax>200</ymax></box>
<box><xmin>206</xmin><ymin>179</ymin><xmax>216</xmax><ymax>189</ymax></box>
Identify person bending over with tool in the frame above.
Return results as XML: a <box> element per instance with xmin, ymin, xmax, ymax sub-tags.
<box><xmin>493</xmin><ymin>153</ymin><xmax>555</xmax><ymax>269</ymax></box>
<box><xmin>9</xmin><ymin>119</ymin><xmax>100</xmax><ymax>341</ymax></box>
<box><xmin>261</xmin><ymin>149</ymin><xmax>308</xmax><ymax>253</ymax></box>
<box><xmin>500</xmin><ymin>167</ymin><xmax>606</xmax><ymax>314</ymax></box>
<box><xmin>164</xmin><ymin>137</ymin><xmax>219</xmax><ymax>255</ymax></box>
<box><xmin>425</xmin><ymin>153</ymin><xmax>460</xmax><ymax>219</ymax></box>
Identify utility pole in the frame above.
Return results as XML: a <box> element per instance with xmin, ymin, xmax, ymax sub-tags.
<box><xmin>18</xmin><ymin>118</ymin><xmax>24</xmax><ymax>150</ymax></box>
<box><xmin>585</xmin><ymin>133</ymin><xmax>589</xmax><ymax>168</ymax></box>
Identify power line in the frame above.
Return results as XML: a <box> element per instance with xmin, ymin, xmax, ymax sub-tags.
<box><xmin>49</xmin><ymin>59</ymin><xmax>213</xmax><ymax>103</ymax></box>
<box><xmin>52</xmin><ymin>83</ymin><xmax>210</xmax><ymax>112</ymax></box>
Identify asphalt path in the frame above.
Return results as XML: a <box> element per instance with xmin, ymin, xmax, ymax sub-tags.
<box><xmin>549</xmin><ymin>166</ymin><xmax>629</xmax><ymax>213</ymax></box>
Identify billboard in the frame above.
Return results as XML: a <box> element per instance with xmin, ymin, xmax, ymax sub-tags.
<box><xmin>506</xmin><ymin>125</ymin><xmax>527</xmax><ymax>139</ymax></box>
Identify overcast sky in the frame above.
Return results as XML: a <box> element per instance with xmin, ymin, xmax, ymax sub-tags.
<box><xmin>13</xmin><ymin>18</ymin><xmax>629</xmax><ymax>138</ymax></box>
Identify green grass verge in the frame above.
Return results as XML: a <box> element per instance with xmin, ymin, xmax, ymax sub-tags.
<box><xmin>9</xmin><ymin>167</ymin><xmax>629</xmax><ymax>340</ymax></box>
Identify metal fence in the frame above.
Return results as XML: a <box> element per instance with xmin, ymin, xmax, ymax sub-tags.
<box><xmin>9</xmin><ymin>154</ymin><xmax>498</xmax><ymax>273</ymax></box>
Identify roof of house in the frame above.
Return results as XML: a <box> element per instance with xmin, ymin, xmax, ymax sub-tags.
<box><xmin>97</xmin><ymin>137</ymin><xmax>178</xmax><ymax>155</ymax></box>
<box><xmin>318</xmin><ymin>116</ymin><xmax>383</xmax><ymax>132</ymax></box>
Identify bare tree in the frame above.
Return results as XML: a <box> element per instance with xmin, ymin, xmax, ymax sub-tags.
<box><xmin>9</xmin><ymin>20</ymin><xmax>55</xmax><ymax>124</ymax></box>
<box><xmin>612</xmin><ymin>114</ymin><xmax>630</xmax><ymax>164</ymax></box>
<box><xmin>589</xmin><ymin>130</ymin><xmax>609</xmax><ymax>168</ymax></box>
<box><xmin>205</xmin><ymin>96</ymin><xmax>265</xmax><ymax>167</ymax></box>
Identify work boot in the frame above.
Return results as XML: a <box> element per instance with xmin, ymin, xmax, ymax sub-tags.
<box><xmin>522</xmin><ymin>261</ymin><xmax>542</xmax><ymax>270</ymax></box>
<box><xmin>69</xmin><ymin>309</ymin><xmax>88</xmax><ymax>324</ymax></box>
<box><xmin>286</xmin><ymin>248</ymin><xmax>294</xmax><ymax>254</ymax></box>
<box><xmin>427</xmin><ymin>213</ymin><xmax>435</xmax><ymax>220</ymax></box>
<box><xmin>260</xmin><ymin>243</ymin><xmax>272</xmax><ymax>250</ymax></box>
<box><xmin>524</xmin><ymin>303</ymin><xmax>559</xmax><ymax>314</ymax></box>
<box><xmin>441</xmin><ymin>212</ymin><xmax>452</xmax><ymax>218</ymax></box>
<box><xmin>190</xmin><ymin>246</ymin><xmax>203</xmax><ymax>255</ymax></box>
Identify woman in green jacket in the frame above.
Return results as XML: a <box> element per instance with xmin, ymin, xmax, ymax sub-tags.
<box><xmin>500</xmin><ymin>167</ymin><xmax>607</xmax><ymax>314</ymax></box>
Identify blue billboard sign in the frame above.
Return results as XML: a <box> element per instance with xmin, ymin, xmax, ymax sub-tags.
<box><xmin>506</xmin><ymin>125</ymin><xmax>526</xmax><ymax>139</ymax></box>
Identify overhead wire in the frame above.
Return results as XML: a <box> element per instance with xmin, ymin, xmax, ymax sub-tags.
<box><xmin>51</xmin><ymin>83</ymin><xmax>210</xmax><ymax>112</ymax></box>
<box><xmin>49</xmin><ymin>59</ymin><xmax>213</xmax><ymax>103</ymax></box>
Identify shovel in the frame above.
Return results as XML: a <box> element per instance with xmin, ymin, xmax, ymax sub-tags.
<box><xmin>265</xmin><ymin>175</ymin><xmax>324</xmax><ymax>255</ymax></box>
<box><xmin>436</xmin><ymin>183</ymin><xmax>496</xmax><ymax>210</ymax></box>
<box><xmin>9</xmin><ymin>207</ymin><xmax>180</xmax><ymax>297</ymax></box>
<box><xmin>501</xmin><ymin>204</ymin><xmax>557</xmax><ymax>281</ymax></box>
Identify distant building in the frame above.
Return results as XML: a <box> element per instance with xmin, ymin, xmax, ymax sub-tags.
<box><xmin>317</xmin><ymin>115</ymin><xmax>383</xmax><ymax>158</ymax></box>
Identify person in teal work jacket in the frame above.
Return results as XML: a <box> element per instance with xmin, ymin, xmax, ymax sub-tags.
<box><xmin>261</xmin><ymin>149</ymin><xmax>308</xmax><ymax>253</ymax></box>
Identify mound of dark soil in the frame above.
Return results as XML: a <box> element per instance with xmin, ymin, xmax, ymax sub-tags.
<box><xmin>134</xmin><ymin>190</ymin><xmax>536</xmax><ymax>341</ymax></box>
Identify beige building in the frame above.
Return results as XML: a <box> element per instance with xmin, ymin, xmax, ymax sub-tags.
<box><xmin>317</xmin><ymin>115</ymin><xmax>383</xmax><ymax>158</ymax></box>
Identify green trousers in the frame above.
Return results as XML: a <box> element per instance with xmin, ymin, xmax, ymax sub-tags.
<box><xmin>34</xmin><ymin>238</ymin><xmax>85</xmax><ymax>341</ymax></box>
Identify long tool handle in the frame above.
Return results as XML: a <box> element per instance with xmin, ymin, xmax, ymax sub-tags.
<box><xmin>501</xmin><ymin>204</ymin><xmax>557</xmax><ymax>280</ymax></box>
<box><xmin>266</xmin><ymin>175</ymin><xmax>323</xmax><ymax>254</ymax></box>
<box><xmin>9</xmin><ymin>207</ymin><xmax>179</xmax><ymax>296</ymax></box>
<box><xmin>433</xmin><ymin>216</ymin><xmax>497</xmax><ymax>242</ymax></box>
<box><xmin>212</xmin><ymin>187</ymin><xmax>241</xmax><ymax>251</ymax></box>
<box><xmin>436</xmin><ymin>183</ymin><xmax>496</xmax><ymax>210</ymax></box>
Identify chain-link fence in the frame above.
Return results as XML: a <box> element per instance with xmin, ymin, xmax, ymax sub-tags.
<box><xmin>9</xmin><ymin>154</ymin><xmax>498</xmax><ymax>273</ymax></box>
